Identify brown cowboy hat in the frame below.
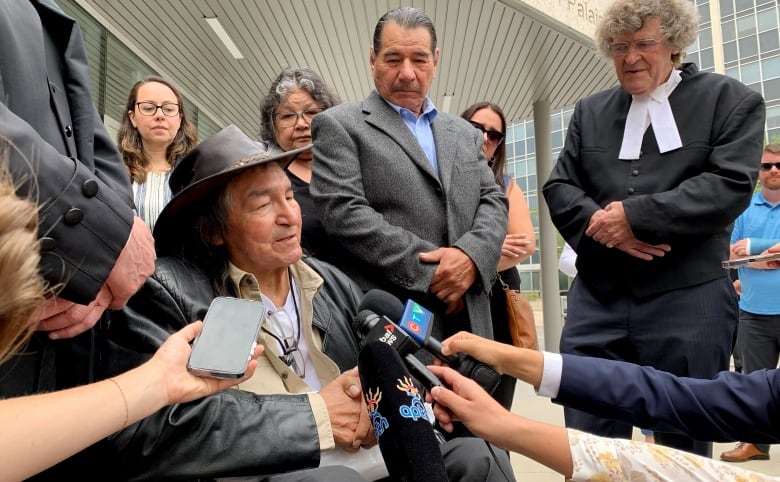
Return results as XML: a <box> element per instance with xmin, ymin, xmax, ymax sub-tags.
<box><xmin>153</xmin><ymin>124</ymin><xmax>310</xmax><ymax>255</ymax></box>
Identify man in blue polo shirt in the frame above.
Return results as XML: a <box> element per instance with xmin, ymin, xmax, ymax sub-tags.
<box><xmin>721</xmin><ymin>143</ymin><xmax>780</xmax><ymax>463</ymax></box>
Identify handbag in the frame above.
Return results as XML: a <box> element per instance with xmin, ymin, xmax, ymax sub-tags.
<box><xmin>499</xmin><ymin>275</ymin><xmax>538</xmax><ymax>350</ymax></box>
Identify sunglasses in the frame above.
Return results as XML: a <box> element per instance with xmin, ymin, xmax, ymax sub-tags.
<box><xmin>760</xmin><ymin>162</ymin><xmax>780</xmax><ymax>171</ymax></box>
<box><xmin>469</xmin><ymin>121</ymin><xmax>505</xmax><ymax>146</ymax></box>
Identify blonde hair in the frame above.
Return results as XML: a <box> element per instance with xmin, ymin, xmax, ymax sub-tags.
<box><xmin>0</xmin><ymin>147</ymin><xmax>46</xmax><ymax>364</ymax></box>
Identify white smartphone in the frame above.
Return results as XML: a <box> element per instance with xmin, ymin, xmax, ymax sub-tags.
<box><xmin>187</xmin><ymin>297</ymin><xmax>265</xmax><ymax>379</ymax></box>
<box><xmin>722</xmin><ymin>252</ymin><xmax>780</xmax><ymax>269</ymax></box>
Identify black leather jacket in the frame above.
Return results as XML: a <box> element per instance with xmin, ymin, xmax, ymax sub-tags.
<box><xmin>102</xmin><ymin>256</ymin><xmax>363</xmax><ymax>481</ymax></box>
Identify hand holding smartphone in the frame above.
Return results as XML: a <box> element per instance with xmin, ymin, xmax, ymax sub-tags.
<box><xmin>722</xmin><ymin>252</ymin><xmax>780</xmax><ymax>269</ymax></box>
<box><xmin>187</xmin><ymin>297</ymin><xmax>265</xmax><ymax>379</ymax></box>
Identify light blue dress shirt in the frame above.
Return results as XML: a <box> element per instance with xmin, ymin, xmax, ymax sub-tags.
<box><xmin>384</xmin><ymin>97</ymin><xmax>440</xmax><ymax>178</ymax></box>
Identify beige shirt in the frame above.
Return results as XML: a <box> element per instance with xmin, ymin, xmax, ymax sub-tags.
<box><xmin>228</xmin><ymin>260</ymin><xmax>341</xmax><ymax>451</ymax></box>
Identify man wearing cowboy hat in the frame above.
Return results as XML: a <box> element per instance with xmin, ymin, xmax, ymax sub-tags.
<box><xmin>102</xmin><ymin>125</ymin><xmax>512</xmax><ymax>481</ymax></box>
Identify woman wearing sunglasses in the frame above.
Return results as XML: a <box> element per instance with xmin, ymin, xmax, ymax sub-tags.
<box><xmin>460</xmin><ymin>102</ymin><xmax>535</xmax><ymax>410</ymax></box>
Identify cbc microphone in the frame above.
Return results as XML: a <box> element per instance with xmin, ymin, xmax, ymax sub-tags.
<box><xmin>361</xmin><ymin>289</ymin><xmax>501</xmax><ymax>394</ymax></box>
<box><xmin>358</xmin><ymin>341</ymin><xmax>448</xmax><ymax>482</ymax></box>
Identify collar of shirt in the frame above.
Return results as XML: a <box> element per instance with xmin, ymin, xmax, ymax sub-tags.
<box><xmin>618</xmin><ymin>69</ymin><xmax>683</xmax><ymax>160</ymax></box>
<box><xmin>383</xmin><ymin>96</ymin><xmax>440</xmax><ymax>176</ymax></box>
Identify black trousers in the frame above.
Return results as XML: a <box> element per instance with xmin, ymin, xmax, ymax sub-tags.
<box><xmin>736</xmin><ymin>310</ymin><xmax>780</xmax><ymax>453</ymax></box>
<box><xmin>560</xmin><ymin>276</ymin><xmax>739</xmax><ymax>458</ymax></box>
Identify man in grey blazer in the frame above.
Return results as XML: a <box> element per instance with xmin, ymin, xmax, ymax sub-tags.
<box><xmin>311</xmin><ymin>7</ymin><xmax>507</xmax><ymax>352</ymax></box>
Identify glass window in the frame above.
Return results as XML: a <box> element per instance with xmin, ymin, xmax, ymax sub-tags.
<box><xmin>513</xmin><ymin>123</ymin><xmax>525</xmax><ymax>140</ymax></box>
<box><xmin>764</xmin><ymin>77</ymin><xmax>780</xmax><ymax>101</ymax></box>
<box><xmin>737</xmin><ymin>15</ymin><xmax>757</xmax><ymax>37</ymax></box>
<box><xmin>528</xmin><ymin>174</ymin><xmax>537</xmax><ymax>192</ymax></box>
<box><xmin>734</xmin><ymin>0</ymin><xmax>754</xmax><ymax>14</ymax></box>
<box><xmin>527</xmin><ymin>122</ymin><xmax>535</xmax><ymax>138</ymax></box>
<box><xmin>726</xmin><ymin>65</ymin><xmax>741</xmax><ymax>80</ymax></box>
<box><xmin>562</xmin><ymin>109</ymin><xmax>573</xmax><ymax>127</ymax></box>
<box><xmin>528</xmin><ymin>157</ymin><xmax>537</xmax><ymax>175</ymax></box>
<box><xmin>699</xmin><ymin>28</ymin><xmax>713</xmax><ymax>49</ymax></box>
<box><xmin>506</xmin><ymin>142</ymin><xmax>515</xmax><ymax>159</ymax></box>
<box><xmin>720</xmin><ymin>0</ymin><xmax>734</xmax><ymax>17</ymax></box>
<box><xmin>552</xmin><ymin>130</ymin><xmax>563</xmax><ymax>149</ymax></box>
<box><xmin>742</xmin><ymin>61</ymin><xmax>761</xmax><ymax>84</ymax></box>
<box><xmin>698</xmin><ymin>4</ymin><xmax>711</xmax><ymax>23</ymax></box>
<box><xmin>515</xmin><ymin>140</ymin><xmax>526</xmax><ymax>156</ymax></box>
<box><xmin>757</xmin><ymin>8</ymin><xmax>778</xmax><ymax>31</ymax></box>
<box><xmin>760</xmin><ymin>29</ymin><xmax>780</xmax><ymax>53</ymax></box>
<box><xmin>722</xmin><ymin>20</ymin><xmax>737</xmax><ymax>42</ymax></box>
<box><xmin>766</xmin><ymin>105</ymin><xmax>780</xmax><ymax>129</ymax></box>
<box><xmin>724</xmin><ymin>41</ymin><xmax>740</xmax><ymax>62</ymax></box>
<box><xmin>516</xmin><ymin>159</ymin><xmax>527</xmax><ymax>176</ymax></box>
<box><xmin>747</xmin><ymin>82</ymin><xmax>763</xmax><ymax>94</ymax></box>
<box><xmin>762</xmin><ymin>55</ymin><xmax>780</xmax><ymax>78</ymax></box>
<box><xmin>517</xmin><ymin>176</ymin><xmax>527</xmax><ymax>192</ymax></box>
<box><xmin>739</xmin><ymin>35</ymin><xmax>759</xmax><ymax>57</ymax></box>
<box><xmin>699</xmin><ymin>48</ymin><xmax>715</xmax><ymax>70</ymax></box>
<box><xmin>528</xmin><ymin>137</ymin><xmax>536</xmax><ymax>154</ymax></box>
<box><xmin>528</xmin><ymin>193</ymin><xmax>538</xmax><ymax>211</ymax></box>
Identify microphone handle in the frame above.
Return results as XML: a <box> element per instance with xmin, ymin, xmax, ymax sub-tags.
<box><xmin>404</xmin><ymin>354</ymin><xmax>443</xmax><ymax>391</ymax></box>
<box><xmin>423</xmin><ymin>337</ymin><xmax>457</xmax><ymax>364</ymax></box>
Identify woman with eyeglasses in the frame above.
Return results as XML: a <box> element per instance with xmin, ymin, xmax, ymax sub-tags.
<box><xmin>118</xmin><ymin>75</ymin><xmax>197</xmax><ymax>230</ymax></box>
<box><xmin>460</xmin><ymin>102</ymin><xmax>535</xmax><ymax>410</ymax></box>
<box><xmin>260</xmin><ymin>67</ymin><xmax>342</xmax><ymax>264</ymax></box>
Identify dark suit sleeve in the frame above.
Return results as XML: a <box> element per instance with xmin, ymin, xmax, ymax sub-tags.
<box><xmin>105</xmin><ymin>273</ymin><xmax>322</xmax><ymax>479</ymax></box>
<box><xmin>541</xmin><ymin>100</ymin><xmax>602</xmax><ymax>249</ymax></box>
<box><xmin>2</xmin><ymin>104</ymin><xmax>133</xmax><ymax>304</ymax></box>
<box><xmin>555</xmin><ymin>354</ymin><xmax>780</xmax><ymax>443</ymax></box>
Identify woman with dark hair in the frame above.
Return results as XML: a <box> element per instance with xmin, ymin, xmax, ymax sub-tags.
<box><xmin>118</xmin><ymin>75</ymin><xmax>197</xmax><ymax>230</ymax></box>
<box><xmin>461</xmin><ymin>102</ymin><xmax>535</xmax><ymax>410</ymax></box>
<box><xmin>260</xmin><ymin>67</ymin><xmax>342</xmax><ymax>264</ymax></box>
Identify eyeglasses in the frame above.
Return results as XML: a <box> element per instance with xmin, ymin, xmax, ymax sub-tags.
<box><xmin>760</xmin><ymin>162</ymin><xmax>780</xmax><ymax>171</ymax></box>
<box><xmin>135</xmin><ymin>101</ymin><xmax>180</xmax><ymax>117</ymax></box>
<box><xmin>469</xmin><ymin>121</ymin><xmax>505</xmax><ymax>146</ymax></box>
<box><xmin>274</xmin><ymin>108</ymin><xmax>324</xmax><ymax>128</ymax></box>
<box><xmin>608</xmin><ymin>37</ymin><xmax>663</xmax><ymax>56</ymax></box>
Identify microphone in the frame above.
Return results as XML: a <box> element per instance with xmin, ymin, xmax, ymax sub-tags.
<box><xmin>358</xmin><ymin>341</ymin><xmax>448</xmax><ymax>482</ymax></box>
<box><xmin>359</xmin><ymin>289</ymin><xmax>501</xmax><ymax>394</ymax></box>
<box><xmin>352</xmin><ymin>309</ymin><xmax>443</xmax><ymax>391</ymax></box>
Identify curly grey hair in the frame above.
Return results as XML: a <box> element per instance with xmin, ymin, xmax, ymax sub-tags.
<box><xmin>595</xmin><ymin>0</ymin><xmax>698</xmax><ymax>67</ymax></box>
<box><xmin>259</xmin><ymin>67</ymin><xmax>341</xmax><ymax>145</ymax></box>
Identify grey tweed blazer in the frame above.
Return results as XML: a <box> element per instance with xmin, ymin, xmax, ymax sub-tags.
<box><xmin>311</xmin><ymin>90</ymin><xmax>507</xmax><ymax>340</ymax></box>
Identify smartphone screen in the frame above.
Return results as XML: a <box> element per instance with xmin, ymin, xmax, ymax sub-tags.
<box><xmin>187</xmin><ymin>297</ymin><xmax>265</xmax><ymax>379</ymax></box>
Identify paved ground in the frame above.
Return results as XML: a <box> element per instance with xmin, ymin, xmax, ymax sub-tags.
<box><xmin>509</xmin><ymin>300</ymin><xmax>780</xmax><ymax>480</ymax></box>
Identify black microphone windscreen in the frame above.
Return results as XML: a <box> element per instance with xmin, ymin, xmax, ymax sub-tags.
<box><xmin>358</xmin><ymin>341</ymin><xmax>447</xmax><ymax>482</ymax></box>
<box><xmin>359</xmin><ymin>289</ymin><xmax>404</xmax><ymax>323</ymax></box>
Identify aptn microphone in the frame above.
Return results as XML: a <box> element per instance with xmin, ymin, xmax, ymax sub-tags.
<box><xmin>359</xmin><ymin>289</ymin><xmax>502</xmax><ymax>394</ymax></box>
<box><xmin>358</xmin><ymin>341</ymin><xmax>448</xmax><ymax>482</ymax></box>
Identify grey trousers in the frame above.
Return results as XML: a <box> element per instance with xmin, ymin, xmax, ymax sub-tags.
<box><xmin>258</xmin><ymin>437</ymin><xmax>515</xmax><ymax>482</ymax></box>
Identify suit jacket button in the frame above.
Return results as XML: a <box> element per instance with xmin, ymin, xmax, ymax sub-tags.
<box><xmin>82</xmin><ymin>179</ymin><xmax>99</xmax><ymax>197</ymax></box>
<box><xmin>64</xmin><ymin>125</ymin><xmax>73</xmax><ymax>137</ymax></box>
<box><xmin>627</xmin><ymin>187</ymin><xmax>635</xmax><ymax>195</ymax></box>
<box><xmin>63</xmin><ymin>208</ymin><xmax>84</xmax><ymax>225</ymax></box>
<box><xmin>40</xmin><ymin>237</ymin><xmax>56</xmax><ymax>251</ymax></box>
<box><xmin>435</xmin><ymin>187</ymin><xmax>442</xmax><ymax>196</ymax></box>
<box><xmin>631</xmin><ymin>169</ymin><xmax>639</xmax><ymax>176</ymax></box>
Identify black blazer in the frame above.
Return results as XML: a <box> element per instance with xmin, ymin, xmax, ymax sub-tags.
<box><xmin>543</xmin><ymin>63</ymin><xmax>765</xmax><ymax>298</ymax></box>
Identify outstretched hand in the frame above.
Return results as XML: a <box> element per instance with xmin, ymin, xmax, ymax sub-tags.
<box><xmin>426</xmin><ymin>365</ymin><xmax>509</xmax><ymax>442</ymax></box>
<box><xmin>437</xmin><ymin>331</ymin><xmax>513</xmax><ymax>374</ymax></box>
<box><xmin>149</xmin><ymin>321</ymin><xmax>263</xmax><ymax>405</ymax></box>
